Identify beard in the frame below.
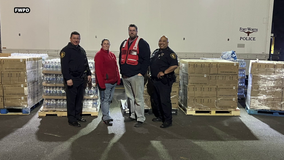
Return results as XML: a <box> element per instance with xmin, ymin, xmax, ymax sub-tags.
<box><xmin>129</xmin><ymin>34</ymin><xmax>137</xmax><ymax>40</ymax></box>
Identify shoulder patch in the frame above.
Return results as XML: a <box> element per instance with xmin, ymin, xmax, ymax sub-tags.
<box><xmin>170</xmin><ymin>53</ymin><xmax>177</xmax><ymax>59</ymax></box>
<box><xmin>60</xmin><ymin>51</ymin><xmax>65</xmax><ymax>58</ymax></box>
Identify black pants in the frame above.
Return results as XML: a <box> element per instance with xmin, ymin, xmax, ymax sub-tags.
<box><xmin>152</xmin><ymin>79</ymin><xmax>173</xmax><ymax>124</ymax></box>
<box><xmin>66</xmin><ymin>80</ymin><xmax>86</xmax><ymax>123</ymax></box>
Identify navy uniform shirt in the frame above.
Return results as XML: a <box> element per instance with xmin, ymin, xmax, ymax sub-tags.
<box><xmin>60</xmin><ymin>42</ymin><xmax>91</xmax><ymax>82</ymax></box>
<box><xmin>150</xmin><ymin>47</ymin><xmax>178</xmax><ymax>78</ymax></box>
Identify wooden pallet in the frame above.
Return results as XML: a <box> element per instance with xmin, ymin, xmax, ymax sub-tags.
<box><xmin>38</xmin><ymin>110</ymin><xmax>98</xmax><ymax>117</ymax></box>
<box><xmin>179</xmin><ymin>102</ymin><xmax>240</xmax><ymax>116</ymax></box>
<box><xmin>38</xmin><ymin>106</ymin><xmax>99</xmax><ymax>117</ymax></box>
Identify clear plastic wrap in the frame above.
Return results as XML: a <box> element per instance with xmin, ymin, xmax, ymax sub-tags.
<box><xmin>246</xmin><ymin>60</ymin><xmax>284</xmax><ymax>110</ymax></box>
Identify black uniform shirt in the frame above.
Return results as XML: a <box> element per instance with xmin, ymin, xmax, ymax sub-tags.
<box><xmin>60</xmin><ymin>42</ymin><xmax>91</xmax><ymax>81</ymax></box>
<box><xmin>150</xmin><ymin>47</ymin><xmax>178</xmax><ymax>78</ymax></box>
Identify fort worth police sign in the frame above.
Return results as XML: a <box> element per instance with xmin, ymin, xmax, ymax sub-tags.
<box><xmin>239</xmin><ymin>27</ymin><xmax>258</xmax><ymax>41</ymax></box>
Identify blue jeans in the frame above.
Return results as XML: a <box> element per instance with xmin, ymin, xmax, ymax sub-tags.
<box><xmin>100</xmin><ymin>83</ymin><xmax>116</xmax><ymax>121</ymax></box>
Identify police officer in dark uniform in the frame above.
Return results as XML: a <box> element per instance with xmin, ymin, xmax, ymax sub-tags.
<box><xmin>150</xmin><ymin>36</ymin><xmax>178</xmax><ymax>128</ymax></box>
<box><xmin>60</xmin><ymin>31</ymin><xmax>92</xmax><ymax>127</ymax></box>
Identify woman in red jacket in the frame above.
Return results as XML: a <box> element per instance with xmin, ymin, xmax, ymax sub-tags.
<box><xmin>95</xmin><ymin>39</ymin><xmax>120</xmax><ymax>126</ymax></box>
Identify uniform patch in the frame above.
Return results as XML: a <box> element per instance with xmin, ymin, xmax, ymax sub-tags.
<box><xmin>170</xmin><ymin>53</ymin><xmax>176</xmax><ymax>59</ymax></box>
<box><xmin>60</xmin><ymin>52</ymin><xmax>65</xmax><ymax>58</ymax></box>
<box><xmin>161</xmin><ymin>53</ymin><xmax>164</xmax><ymax>56</ymax></box>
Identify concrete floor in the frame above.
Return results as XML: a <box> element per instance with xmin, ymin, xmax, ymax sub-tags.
<box><xmin>1</xmin><ymin>90</ymin><xmax>284</xmax><ymax>160</ymax></box>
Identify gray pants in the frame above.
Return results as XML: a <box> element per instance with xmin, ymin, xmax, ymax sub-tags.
<box><xmin>122</xmin><ymin>75</ymin><xmax>145</xmax><ymax>122</ymax></box>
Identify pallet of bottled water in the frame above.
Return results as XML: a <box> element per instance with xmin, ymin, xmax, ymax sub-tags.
<box><xmin>39</xmin><ymin>58</ymin><xmax>99</xmax><ymax>117</ymax></box>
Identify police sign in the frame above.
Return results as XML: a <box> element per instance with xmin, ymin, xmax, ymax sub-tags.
<box><xmin>239</xmin><ymin>27</ymin><xmax>258</xmax><ymax>41</ymax></box>
<box><xmin>14</xmin><ymin>7</ymin><xmax>31</xmax><ymax>13</ymax></box>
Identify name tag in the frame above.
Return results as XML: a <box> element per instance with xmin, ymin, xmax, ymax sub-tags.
<box><xmin>130</xmin><ymin>51</ymin><xmax>137</xmax><ymax>55</ymax></box>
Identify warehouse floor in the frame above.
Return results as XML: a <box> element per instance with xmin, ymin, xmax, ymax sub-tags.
<box><xmin>1</xmin><ymin>89</ymin><xmax>284</xmax><ymax>160</ymax></box>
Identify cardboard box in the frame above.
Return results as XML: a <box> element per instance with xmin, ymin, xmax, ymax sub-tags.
<box><xmin>218</xmin><ymin>62</ymin><xmax>239</xmax><ymax>74</ymax></box>
<box><xmin>275</xmin><ymin>63</ymin><xmax>284</xmax><ymax>74</ymax></box>
<box><xmin>187</xmin><ymin>85</ymin><xmax>195</xmax><ymax>97</ymax></box>
<box><xmin>194</xmin><ymin>85</ymin><xmax>217</xmax><ymax>97</ymax></box>
<box><xmin>1</xmin><ymin>72</ymin><xmax>28</xmax><ymax>84</ymax></box>
<box><xmin>144</xmin><ymin>95</ymin><xmax>151</xmax><ymax>109</ymax></box>
<box><xmin>187</xmin><ymin>74</ymin><xmax>209</xmax><ymax>85</ymax></box>
<box><xmin>208</xmin><ymin>75</ymin><xmax>238</xmax><ymax>85</ymax></box>
<box><xmin>250</xmin><ymin>74</ymin><xmax>283</xmax><ymax>87</ymax></box>
<box><xmin>217</xmin><ymin>85</ymin><xmax>238</xmax><ymax>97</ymax></box>
<box><xmin>4</xmin><ymin>96</ymin><xmax>28</xmax><ymax>108</ymax></box>
<box><xmin>248</xmin><ymin>98</ymin><xmax>282</xmax><ymax>110</ymax></box>
<box><xmin>0</xmin><ymin>53</ymin><xmax>11</xmax><ymax>57</ymax></box>
<box><xmin>209</xmin><ymin>62</ymin><xmax>218</xmax><ymax>74</ymax></box>
<box><xmin>171</xmin><ymin>87</ymin><xmax>179</xmax><ymax>98</ymax></box>
<box><xmin>0</xmin><ymin>57</ymin><xmax>41</xmax><ymax>72</ymax></box>
<box><xmin>187</xmin><ymin>97</ymin><xmax>216</xmax><ymax>108</ymax></box>
<box><xmin>3</xmin><ymin>85</ymin><xmax>28</xmax><ymax>97</ymax></box>
<box><xmin>174</xmin><ymin>65</ymin><xmax>180</xmax><ymax>74</ymax></box>
<box><xmin>172</xmin><ymin>82</ymin><xmax>179</xmax><ymax>87</ymax></box>
<box><xmin>216</xmin><ymin>97</ymin><xmax>238</xmax><ymax>107</ymax></box>
<box><xmin>194</xmin><ymin>62</ymin><xmax>210</xmax><ymax>74</ymax></box>
<box><xmin>171</xmin><ymin>98</ymin><xmax>179</xmax><ymax>108</ymax></box>
<box><xmin>180</xmin><ymin>59</ymin><xmax>211</xmax><ymax>74</ymax></box>
<box><xmin>250</xmin><ymin>61</ymin><xmax>275</xmax><ymax>75</ymax></box>
<box><xmin>247</xmin><ymin>86</ymin><xmax>283</xmax><ymax>99</ymax></box>
<box><xmin>0</xmin><ymin>86</ymin><xmax>2</xmax><ymax>96</ymax></box>
<box><xmin>0</xmin><ymin>97</ymin><xmax>3</xmax><ymax>108</ymax></box>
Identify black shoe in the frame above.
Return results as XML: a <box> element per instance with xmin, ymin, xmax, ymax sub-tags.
<box><xmin>152</xmin><ymin>117</ymin><xmax>162</xmax><ymax>122</ymax></box>
<box><xmin>103</xmin><ymin>120</ymin><xmax>113</xmax><ymax>126</ymax></box>
<box><xmin>160</xmin><ymin>122</ymin><xmax>172</xmax><ymax>128</ymax></box>
<box><xmin>102</xmin><ymin>117</ymin><xmax>113</xmax><ymax>126</ymax></box>
<box><xmin>134</xmin><ymin>121</ymin><xmax>143</xmax><ymax>127</ymax></box>
<box><xmin>124</xmin><ymin>117</ymin><xmax>136</xmax><ymax>122</ymax></box>
<box><xmin>69</xmin><ymin>121</ymin><xmax>81</xmax><ymax>127</ymax></box>
<box><xmin>77</xmin><ymin>118</ymin><xmax>87</xmax><ymax>122</ymax></box>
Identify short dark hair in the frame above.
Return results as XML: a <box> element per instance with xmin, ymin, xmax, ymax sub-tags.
<box><xmin>101</xmin><ymin>39</ymin><xmax>110</xmax><ymax>45</ymax></box>
<box><xmin>128</xmin><ymin>24</ymin><xmax>138</xmax><ymax>31</ymax></box>
<box><xmin>70</xmin><ymin>31</ymin><xmax>80</xmax><ymax>38</ymax></box>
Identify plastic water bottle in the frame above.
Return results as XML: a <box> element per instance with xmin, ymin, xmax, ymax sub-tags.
<box><xmin>62</xmin><ymin>88</ymin><xmax>66</xmax><ymax>96</ymax></box>
<box><xmin>60</xmin><ymin>75</ymin><xmax>64</xmax><ymax>83</ymax></box>
<box><xmin>63</xmin><ymin>100</ymin><xmax>67</xmax><ymax>108</ymax></box>
<box><xmin>52</xmin><ymin>74</ymin><xmax>56</xmax><ymax>84</ymax></box>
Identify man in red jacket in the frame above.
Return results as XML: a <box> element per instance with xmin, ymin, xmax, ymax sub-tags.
<box><xmin>95</xmin><ymin>39</ymin><xmax>120</xmax><ymax>126</ymax></box>
<box><xmin>119</xmin><ymin>24</ymin><xmax>151</xmax><ymax>127</ymax></box>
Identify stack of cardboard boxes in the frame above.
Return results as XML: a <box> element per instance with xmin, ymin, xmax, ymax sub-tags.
<box><xmin>246</xmin><ymin>60</ymin><xmax>284</xmax><ymax>110</ymax></box>
<box><xmin>179</xmin><ymin>59</ymin><xmax>239</xmax><ymax>111</ymax></box>
<box><xmin>171</xmin><ymin>66</ymin><xmax>180</xmax><ymax>109</ymax></box>
<box><xmin>0</xmin><ymin>57</ymin><xmax>42</xmax><ymax>109</ymax></box>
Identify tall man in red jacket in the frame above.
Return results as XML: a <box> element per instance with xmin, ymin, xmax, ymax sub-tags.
<box><xmin>119</xmin><ymin>24</ymin><xmax>151</xmax><ymax>127</ymax></box>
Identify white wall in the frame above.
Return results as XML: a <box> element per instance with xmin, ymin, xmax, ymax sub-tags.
<box><xmin>0</xmin><ymin>0</ymin><xmax>274</xmax><ymax>58</ymax></box>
